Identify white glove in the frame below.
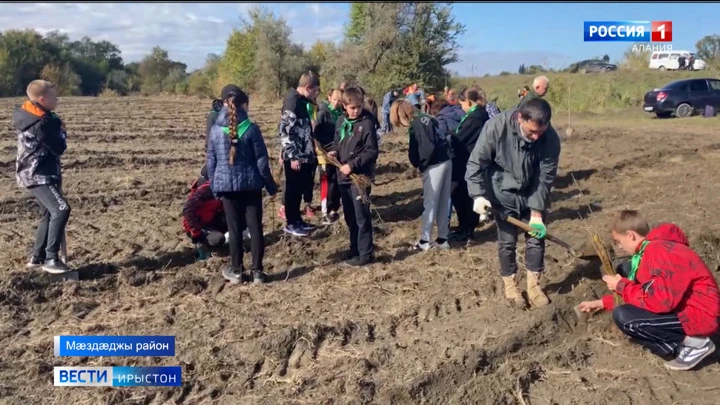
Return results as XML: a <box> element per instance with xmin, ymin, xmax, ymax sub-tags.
<box><xmin>473</xmin><ymin>197</ymin><xmax>491</xmax><ymax>215</ymax></box>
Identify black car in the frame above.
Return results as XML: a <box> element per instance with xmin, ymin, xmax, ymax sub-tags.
<box><xmin>643</xmin><ymin>78</ymin><xmax>720</xmax><ymax>118</ymax></box>
<box><xmin>570</xmin><ymin>59</ymin><xmax>618</xmax><ymax>73</ymax></box>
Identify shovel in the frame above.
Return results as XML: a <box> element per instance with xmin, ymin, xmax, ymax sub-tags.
<box><xmin>487</xmin><ymin>207</ymin><xmax>596</xmax><ymax>259</ymax></box>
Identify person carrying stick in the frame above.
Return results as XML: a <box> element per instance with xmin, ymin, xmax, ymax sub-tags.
<box><xmin>327</xmin><ymin>86</ymin><xmax>379</xmax><ymax>268</ymax></box>
<box><xmin>578</xmin><ymin>210</ymin><xmax>720</xmax><ymax>371</ymax></box>
<box><xmin>465</xmin><ymin>98</ymin><xmax>560</xmax><ymax>309</ymax></box>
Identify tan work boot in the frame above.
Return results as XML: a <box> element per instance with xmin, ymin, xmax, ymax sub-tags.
<box><xmin>527</xmin><ymin>271</ymin><xmax>550</xmax><ymax>308</ymax></box>
<box><xmin>502</xmin><ymin>275</ymin><xmax>526</xmax><ymax>308</ymax></box>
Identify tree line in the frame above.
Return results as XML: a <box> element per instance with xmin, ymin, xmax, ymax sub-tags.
<box><xmin>2</xmin><ymin>6</ymin><xmax>718</xmax><ymax>100</ymax></box>
<box><xmin>0</xmin><ymin>3</ymin><xmax>464</xmax><ymax>101</ymax></box>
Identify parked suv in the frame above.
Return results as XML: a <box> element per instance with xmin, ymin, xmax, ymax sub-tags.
<box><xmin>643</xmin><ymin>78</ymin><xmax>720</xmax><ymax>118</ymax></box>
<box><xmin>570</xmin><ymin>59</ymin><xmax>618</xmax><ymax>73</ymax></box>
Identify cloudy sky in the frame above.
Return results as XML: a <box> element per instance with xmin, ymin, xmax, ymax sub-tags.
<box><xmin>1</xmin><ymin>3</ymin><xmax>714</xmax><ymax>76</ymax></box>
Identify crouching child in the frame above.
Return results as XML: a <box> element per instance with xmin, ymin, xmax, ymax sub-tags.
<box><xmin>330</xmin><ymin>86</ymin><xmax>379</xmax><ymax>268</ymax></box>
<box><xmin>578</xmin><ymin>210</ymin><xmax>720</xmax><ymax>371</ymax></box>
<box><xmin>182</xmin><ymin>175</ymin><xmax>229</xmax><ymax>260</ymax></box>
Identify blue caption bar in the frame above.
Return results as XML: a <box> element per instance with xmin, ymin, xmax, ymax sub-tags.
<box><xmin>584</xmin><ymin>21</ymin><xmax>651</xmax><ymax>42</ymax></box>
<box><xmin>54</xmin><ymin>336</ymin><xmax>175</xmax><ymax>356</ymax></box>
<box><xmin>54</xmin><ymin>366</ymin><xmax>182</xmax><ymax>387</ymax></box>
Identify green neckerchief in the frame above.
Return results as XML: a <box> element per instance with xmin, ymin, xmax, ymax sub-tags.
<box><xmin>628</xmin><ymin>240</ymin><xmax>651</xmax><ymax>281</ymax></box>
<box><xmin>340</xmin><ymin>117</ymin><xmax>357</xmax><ymax>142</ymax></box>
<box><xmin>305</xmin><ymin>100</ymin><xmax>316</xmax><ymax>121</ymax></box>
<box><xmin>456</xmin><ymin>105</ymin><xmax>478</xmax><ymax>134</ymax></box>
<box><xmin>221</xmin><ymin>119</ymin><xmax>253</xmax><ymax>140</ymax></box>
<box><xmin>327</xmin><ymin>103</ymin><xmax>343</xmax><ymax>124</ymax></box>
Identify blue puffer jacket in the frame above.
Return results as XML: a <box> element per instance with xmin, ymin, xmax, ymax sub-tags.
<box><xmin>435</xmin><ymin>104</ymin><xmax>465</xmax><ymax>136</ymax></box>
<box><xmin>206</xmin><ymin>107</ymin><xmax>277</xmax><ymax>195</ymax></box>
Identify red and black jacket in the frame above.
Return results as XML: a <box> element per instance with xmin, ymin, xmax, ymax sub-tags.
<box><xmin>602</xmin><ymin>223</ymin><xmax>720</xmax><ymax>337</ymax></box>
<box><xmin>181</xmin><ymin>180</ymin><xmax>224</xmax><ymax>238</ymax></box>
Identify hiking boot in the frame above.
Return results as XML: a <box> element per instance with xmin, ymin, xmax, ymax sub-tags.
<box><xmin>502</xmin><ymin>275</ymin><xmax>526</xmax><ymax>308</ymax></box>
<box><xmin>665</xmin><ymin>338</ymin><xmax>716</xmax><ymax>371</ymax></box>
<box><xmin>283</xmin><ymin>224</ymin><xmax>309</xmax><ymax>237</ymax></box>
<box><xmin>26</xmin><ymin>257</ymin><xmax>44</xmax><ymax>269</ymax></box>
<box><xmin>341</xmin><ymin>255</ymin><xmax>373</xmax><ymax>268</ymax></box>
<box><xmin>252</xmin><ymin>270</ymin><xmax>267</xmax><ymax>285</ymax></box>
<box><xmin>42</xmin><ymin>259</ymin><xmax>70</xmax><ymax>274</ymax></box>
<box><xmin>527</xmin><ymin>271</ymin><xmax>550</xmax><ymax>308</ymax></box>
<box><xmin>434</xmin><ymin>239</ymin><xmax>450</xmax><ymax>250</ymax></box>
<box><xmin>413</xmin><ymin>240</ymin><xmax>432</xmax><ymax>251</ymax></box>
<box><xmin>222</xmin><ymin>266</ymin><xmax>246</xmax><ymax>285</ymax></box>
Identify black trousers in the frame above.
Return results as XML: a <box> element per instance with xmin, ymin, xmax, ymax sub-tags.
<box><xmin>613</xmin><ymin>304</ymin><xmax>686</xmax><ymax>357</ymax></box>
<box><xmin>284</xmin><ymin>161</ymin><xmax>314</xmax><ymax>225</ymax></box>
<box><xmin>29</xmin><ymin>184</ymin><xmax>71</xmax><ymax>261</ymax></box>
<box><xmin>496</xmin><ymin>210</ymin><xmax>545</xmax><ymax>276</ymax></box>
<box><xmin>303</xmin><ymin>159</ymin><xmax>318</xmax><ymax>204</ymax></box>
<box><xmin>340</xmin><ymin>184</ymin><xmax>373</xmax><ymax>258</ymax></box>
<box><xmin>319</xmin><ymin>164</ymin><xmax>340</xmax><ymax>213</ymax></box>
<box><xmin>451</xmin><ymin>179</ymin><xmax>479</xmax><ymax>231</ymax></box>
<box><xmin>220</xmin><ymin>190</ymin><xmax>264</xmax><ymax>272</ymax></box>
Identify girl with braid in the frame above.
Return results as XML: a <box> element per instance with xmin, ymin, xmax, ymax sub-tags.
<box><xmin>206</xmin><ymin>84</ymin><xmax>278</xmax><ymax>284</ymax></box>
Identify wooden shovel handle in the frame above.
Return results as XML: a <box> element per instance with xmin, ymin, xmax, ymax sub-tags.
<box><xmin>497</xmin><ymin>212</ymin><xmax>580</xmax><ymax>257</ymax></box>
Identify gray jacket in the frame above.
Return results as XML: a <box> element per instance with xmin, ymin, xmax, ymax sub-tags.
<box><xmin>465</xmin><ymin>109</ymin><xmax>560</xmax><ymax>215</ymax></box>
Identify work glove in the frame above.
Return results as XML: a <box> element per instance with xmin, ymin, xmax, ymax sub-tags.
<box><xmin>472</xmin><ymin>197</ymin><xmax>491</xmax><ymax>215</ymax></box>
<box><xmin>528</xmin><ymin>216</ymin><xmax>547</xmax><ymax>239</ymax></box>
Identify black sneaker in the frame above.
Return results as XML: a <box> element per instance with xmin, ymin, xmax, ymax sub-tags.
<box><xmin>298</xmin><ymin>220</ymin><xmax>315</xmax><ymax>231</ymax></box>
<box><xmin>26</xmin><ymin>257</ymin><xmax>44</xmax><ymax>269</ymax></box>
<box><xmin>252</xmin><ymin>270</ymin><xmax>267</xmax><ymax>284</ymax></box>
<box><xmin>42</xmin><ymin>259</ymin><xmax>69</xmax><ymax>274</ymax></box>
<box><xmin>283</xmin><ymin>224</ymin><xmax>309</xmax><ymax>237</ymax></box>
<box><xmin>323</xmin><ymin>212</ymin><xmax>340</xmax><ymax>225</ymax></box>
<box><xmin>222</xmin><ymin>266</ymin><xmax>246</xmax><ymax>285</ymax></box>
<box><xmin>448</xmin><ymin>228</ymin><xmax>473</xmax><ymax>242</ymax></box>
<box><xmin>341</xmin><ymin>255</ymin><xmax>373</xmax><ymax>268</ymax></box>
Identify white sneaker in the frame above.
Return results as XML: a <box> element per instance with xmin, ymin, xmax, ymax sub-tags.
<box><xmin>434</xmin><ymin>239</ymin><xmax>450</xmax><ymax>250</ymax></box>
<box><xmin>665</xmin><ymin>338</ymin><xmax>716</xmax><ymax>371</ymax></box>
<box><xmin>413</xmin><ymin>240</ymin><xmax>432</xmax><ymax>251</ymax></box>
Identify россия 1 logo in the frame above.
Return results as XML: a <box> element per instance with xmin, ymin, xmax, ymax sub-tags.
<box><xmin>584</xmin><ymin>21</ymin><xmax>672</xmax><ymax>42</ymax></box>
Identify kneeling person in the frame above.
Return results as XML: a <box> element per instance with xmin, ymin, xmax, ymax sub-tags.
<box><xmin>578</xmin><ymin>210</ymin><xmax>720</xmax><ymax>371</ymax></box>
<box><xmin>182</xmin><ymin>176</ymin><xmax>228</xmax><ymax>259</ymax></box>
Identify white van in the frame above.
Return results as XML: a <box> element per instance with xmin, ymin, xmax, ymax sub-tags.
<box><xmin>649</xmin><ymin>51</ymin><xmax>707</xmax><ymax>71</ymax></box>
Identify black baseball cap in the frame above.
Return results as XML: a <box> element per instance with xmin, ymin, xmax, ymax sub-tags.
<box><xmin>220</xmin><ymin>84</ymin><xmax>243</xmax><ymax>100</ymax></box>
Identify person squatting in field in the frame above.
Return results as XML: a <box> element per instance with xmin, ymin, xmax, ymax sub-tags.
<box><xmin>278</xmin><ymin>71</ymin><xmax>321</xmax><ymax>237</ymax></box>
<box><xmin>328</xmin><ymin>86</ymin><xmax>379</xmax><ymax>268</ymax></box>
<box><xmin>391</xmin><ymin>98</ymin><xmax>454</xmax><ymax>252</ymax></box>
<box><xmin>206</xmin><ymin>84</ymin><xmax>277</xmax><ymax>284</ymax></box>
<box><xmin>448</xmin><ymin>87</ymin><xmax>491</xmax><ymax>243</ymax></box>
<box><xmin>313</xmin><ymin>87</ymin><xmax>345</xmax><ymax>224</ymax></box>
<box><xmin>578</xmin><ymin>210</ymin><xmax>720</xmax><ymax>371</ymax></box>
<box><xmin>466</xmin><ymin>98</ymin><xmax>561</xmax><ymax>309</ymax></box>
<box><xmin>15</xmin><ymin>80</ymin><xmax>71</xmax><ymax>274</ymax></box>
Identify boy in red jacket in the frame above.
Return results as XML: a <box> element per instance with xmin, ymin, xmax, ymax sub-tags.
<box><xmin>579</xmin><ymin>210</ymin><xmax>720</xmax><ymax>371</ymax></box>
<box><xmin>182</xmin><ymin>175</ymin><xmax>228</xmax><ymax>259</ymax></box>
